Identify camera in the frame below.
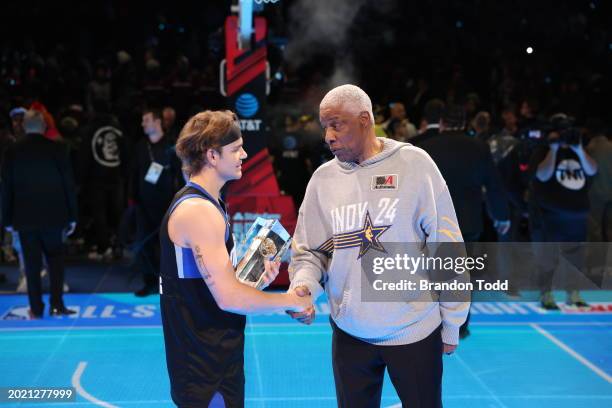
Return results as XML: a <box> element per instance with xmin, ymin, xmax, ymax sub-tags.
<box><xmin>518</xmin><ymin>114</ymin><xmax>582</xmax><ymax>147</ymax></box>
<box><xmin>528</xmin><ymin>130</ymin><xmax>543</xmax><ymax>140</ymax></box>
<box><xmin>549</xmin><ymin>113</ymin><xmax>582</xmax><ymax>146</ymax></box>
<box><xmin>514</xmin><ymin>125</ymin><xmax>547</xmax><ymax>172</ymax></box>
<box><xmin>517</xmin><ymin>121</ymin><xmax>551</xmax><ymax>148</ymax></box>
<box><xmin>557</xmin><ymin>127</ymin><xmax>582</xmax><ymax>146</ymax></box>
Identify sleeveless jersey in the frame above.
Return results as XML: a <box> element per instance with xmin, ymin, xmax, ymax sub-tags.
<box><xmin>159</xmin><ymin>181</ymin><xmax>246</xmax><ymax>406</ymax></box>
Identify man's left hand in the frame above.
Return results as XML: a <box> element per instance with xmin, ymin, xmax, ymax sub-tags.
<box><xmin>443</xmin><ymin>343</ymin><xmax>457</xmax><ymax>355</ymax></box>
<box><xmin>259</xmin><ymin>259</ymin><xmax>281</xmax><ymax>289</ymax></box>
<box><xmin>286</xmin><ymin>286</ymin><xmax>315</xmax><ymax>325</ymax></box>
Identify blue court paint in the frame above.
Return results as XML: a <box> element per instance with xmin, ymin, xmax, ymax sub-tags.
<box><xmin>1</xmin><ymin>293</ymin><xmax>611</xmax><ymax>407</ymax></box>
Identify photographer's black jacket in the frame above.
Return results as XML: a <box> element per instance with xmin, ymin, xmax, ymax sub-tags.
<box><xmin>416</xmin><ymin>130</ymin><xmax>509</xmax><ymax>237</ymax></box>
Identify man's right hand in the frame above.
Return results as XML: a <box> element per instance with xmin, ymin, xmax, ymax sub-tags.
<box><xmin>287</xmin><ymin>286</ymin><xmax>316</xmax><ymax>325</ymax></box>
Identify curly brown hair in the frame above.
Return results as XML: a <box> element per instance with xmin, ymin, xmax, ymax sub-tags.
<box><xmin>175</xmin><ymin>110</ymin><xmax>241</xmax><ymax>176</ymax></box>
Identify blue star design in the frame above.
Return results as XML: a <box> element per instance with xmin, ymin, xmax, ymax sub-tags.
<box><xmin>316</xmin><ymin>211</ymin><xmax>391</xmax><ymax>259</ymax></box>
<box><xmin>354</xmin><ymin>211</ymin><xmax>391</xmax><ymax>258</ymax></box>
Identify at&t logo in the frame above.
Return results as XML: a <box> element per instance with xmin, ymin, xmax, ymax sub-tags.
<box><xmin>235</xmin><ymin>93</ymin><xmax>262</xmax><ymax>131</ymax></box>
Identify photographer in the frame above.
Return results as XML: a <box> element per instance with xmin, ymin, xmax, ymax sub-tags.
<box><xmin>529</xmin><ymin>114</ymin><xmax>598</xmax><ymax>309</ymax></box>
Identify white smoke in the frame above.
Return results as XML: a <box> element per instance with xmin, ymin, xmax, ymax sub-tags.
<box><xmin>285</xmin><ymin>0</ymin><xmax>369</xmax><ymax>88</ymax></box>
<box><xmin>286</xmin><ymin>1</ymin><xmax>366</xmax><ymax>63</ymax></box>
<box><xmin>284</xmin><ymin>0</ymin><xmax>399</xmax><ymax>90</ymax></box>
<box><xmin>327</xmin><ymin>64</ymin><xmax>355</xmax><ymax>88</ymax></box>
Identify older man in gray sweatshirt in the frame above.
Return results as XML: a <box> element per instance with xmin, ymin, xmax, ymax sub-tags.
<box><xmin>288</xmin><ymin>84</ymin><xmax>470</xmax><ymax>408</ymax></box>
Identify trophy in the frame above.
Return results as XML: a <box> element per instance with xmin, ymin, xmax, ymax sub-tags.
<box><xmin>235</xmin><ymin>217</ymin><xmax>292</xmax><ymax>290</ymax></box>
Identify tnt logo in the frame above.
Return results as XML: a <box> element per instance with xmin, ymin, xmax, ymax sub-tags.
<box><xmin>555</xmin><ymin>159</ymin><xmax>585</xmax><ymax>190</ymax></box>
<box><xmin>372</xmin><ymin>174</ymin><xmax>398</xmax><ymax>190</ymax></box>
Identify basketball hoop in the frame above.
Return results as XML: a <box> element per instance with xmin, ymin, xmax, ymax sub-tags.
<box><xmin>254</xmin><ymin>0</ymin><xmax>280</xmax><ymax>4</ymax></box>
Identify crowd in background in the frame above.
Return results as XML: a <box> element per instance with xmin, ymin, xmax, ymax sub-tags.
<box><xmin>0</xmin><ymin>0</ymin><xmax>610</xmax><ymax>305</ymax></box>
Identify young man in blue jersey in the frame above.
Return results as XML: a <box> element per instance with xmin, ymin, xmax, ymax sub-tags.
<box><xmin>159</xmin><ymin>110</ymin><xmax>312</xmax><ymax>407</ymax></box>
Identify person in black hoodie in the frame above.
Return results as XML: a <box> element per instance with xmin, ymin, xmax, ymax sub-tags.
<box><xmin>412</xmin><ymin>98</ymin><xmax>445</xmax><ymax>146</ymax></box>
<box><xmin>415</xmin><ymin>105</ymin><xmax>510</xmax><ymax>338</ymax></box>
<box><xmin>1</xmin><ymin>110</ymin><xmax>77</xmax><ymax>318</ymax></box>
<box><xmin>78</xmin><ymin>99</ymin><xmax>126</xmax><ymax>260</ymax></box>
<box><xmin>130</xmin><ymin>108</ymin><xmax>183</xmax><ymax>296</ymax></box>
<box><xmin>415</xmin><ymin>105</ymin><xmax>510</xmax><ymax>241</ymax></box>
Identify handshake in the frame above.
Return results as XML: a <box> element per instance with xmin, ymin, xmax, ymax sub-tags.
<box><xmin>259</xmin><ymin>259</ymin><xmax>315</xmax><ymax>324</ymax></box>
<box><xmin>286</xmin><ymin>285</ymin><xmax>316</xmax><ymax>325</ymax></box>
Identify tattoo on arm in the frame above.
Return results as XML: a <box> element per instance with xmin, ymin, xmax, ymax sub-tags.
<box><xmin>194</xmin><ymin>245</ymin><xmax>214</xmax><ymax>285</ymax></box>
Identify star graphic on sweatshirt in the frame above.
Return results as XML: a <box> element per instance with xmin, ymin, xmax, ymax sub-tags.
<box><xmin>316</xmin><ymin>211</ymin><xmax>391</xmax><ymax>259</ymax></box>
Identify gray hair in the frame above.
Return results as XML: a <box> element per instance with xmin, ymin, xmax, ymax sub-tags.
<box><xmin>23</xmin><ymin>110</ymin><xmax>47</xmax><ymax>134</ymax></box>
<box><xmin>320</xmin><ymin>84</ymin><xmax>374</xmax><ymax>124</ymax></box>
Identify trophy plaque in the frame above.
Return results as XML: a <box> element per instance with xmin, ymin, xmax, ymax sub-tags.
<box><xmin>235</xmin><ymin>217</ymin><xmax>292</xmax><ymax>289</ymax></box>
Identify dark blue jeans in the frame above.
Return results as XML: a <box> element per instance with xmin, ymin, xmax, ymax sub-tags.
<box><xmin>529</xmin><ymin>204</ymin><xmax>587</xmax><ymax>292</ymax></box>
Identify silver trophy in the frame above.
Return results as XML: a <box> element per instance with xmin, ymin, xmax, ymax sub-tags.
<box><xmin>235</xmin><ymin>217</ymin><xmax>292</xmax><ymax>290</ymax></box>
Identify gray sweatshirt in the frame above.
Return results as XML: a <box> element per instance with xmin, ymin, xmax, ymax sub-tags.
<box><xmin>289</xmin><ymin>138</ymin><xmax>470</xmax><ymax>346</ymax></box>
